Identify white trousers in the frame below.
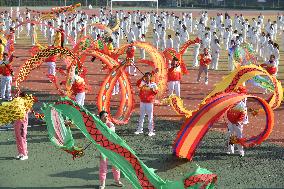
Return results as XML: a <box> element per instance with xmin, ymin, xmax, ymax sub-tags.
<box><xmin>168</xmin><ymin>81</ymin><xmax>180</xmax><ymax>97</ymax></box>
<box><xmin>75</xmin><ymin>92</ymin><xmax>85</xmax><ymax>106</ymax></box>
<box><xmin>127</xmin><ymin>59</ymin><xmax>136</xmax><ymax>75</ymax></box>
<box><xmin>1</xmin><ymin>76</ymin><xmax>12</xmax><ymax>99</ymax></box>
<box><xmin>137</xmin><ymin>102</ymin><xmax>154</xmax><ymax>133</ymax></box>
<box><xmin>153</xmin><ymin>41</ymin><xmax>159</xmax><ymax>49</ymax></box>
<box><xmin>227</xmin><ymin>122</ymin><xmax>244</xmax><ymax>154</ymax></box>
<box><xmin>47</xmin><ymin>62</ymin><xmax>56</xmax><ymax>76</ymax></box>
<box><xmin>112</xmin><ymin>81</ymin><xmax>120</xmax><ymax>95</ymax></box>
<box><xmin>193</xmin><ymin>51</ymin><xmax>199</xmax><ymax>67</ymax></box>
<box><xmin>47</xmin><ymin>36</ymin><xmax>53</xmax><ymax>46</ymax></box>
<box><xmin>224</xmin><ymin>38</ymin><xmax>229</xmax><ymax>50</ymax></box>
<box><xmin>160</xmin><ymin>40</ymin><xmax>165</xmax><ymax>51</ymax></box>
<box><xmin>140</xmin><ymin>49</ymin><xmax>145</xmax><ymax>59</ymax></box>
<box><xmin>174</xmin><ymin>45</ymin><xmax>180</xmax><ymax>53</ymax></box>
<box><xmin>211</xmin><ymin>53</ymin><xmax>220</xmax><ymax>70</ymax></box>
<box><xmin>228</xmin><ymin>55</ymin><xmax>234</xmax><ymax>71</ymax></box>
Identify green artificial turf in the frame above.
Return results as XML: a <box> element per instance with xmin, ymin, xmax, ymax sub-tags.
<box><xmin>1</xmin><ymin>105</ymin><xmax>284</xmax><ymax>189</ymax></box>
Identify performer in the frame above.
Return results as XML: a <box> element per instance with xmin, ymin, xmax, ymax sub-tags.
<box><xmin>261</xmin><ymin>54</ymin><xmax>277</xmax><ymax>75</ymax></box>
<box><xmin>53</xmin><ymin>30</ymin><xmax>61</xmax><ymax>47</ymax></box>
<box><xmin>44</xmin><ymin>47</ymin><xmax>57</xmax><ymax>77</ymax></box>
<box><xmin>0</xmin><ymin>39</ymin><xmax>4</xmax><ymax>60</ymax></box>
<box><xmin>226</xmin><ymin>86</ymin><xmax>248</xmax><ymax>157</ymax></box>
<box><xmin>197</xmin><ymin>48</ymin><xmax>212</xmax><ymax>85</ymax></box>
<box><xmin>192</xmin><ymin>40</ymin><xmax>200</xmax><ymax>67</ymax></box>
<box><xmin>0</xmin><ymin>53</ymin><xmax>14</xmax><ymax>100</ymax></box>
<box><xmin>135</xmin><ymin>69</ymin><xmax>158</xmax><ymax>136</ymax></box>
<box><xmin>98</xmin><ymin>111</ymin><xmax>123</xmax><ymax>189</ymax></box>
<box><xmin>13</xmin><ymin>92</ymin><xmax>31</xmax><ymax>160</ymax></box>
<box><xmin>126</xmin><ymin>44</ymin><xmax>136</xmax><ymax>76</ymax></box>
<box><xmin>168</xmin><ymin>57</ymin><xmax>181</xmax><ymax>97</ymax></box>
<box><xmin>59</xmin><ymin>25</ymin><xmax>65</xmax><ymax>48</ymax></box>
<box><xmin>71</xmin><ymin>75</ymin><xmax>86</xmax><ymax>106</ymax></box>
<box><xmin>211</xmin><ymin>39</ymin><xmax>221</xmax><ymax>70</ymax></box>
<box><xmin>30</xmin><ymin>23</ymin><xmax>37</xmax><ymax>46</ymax></box>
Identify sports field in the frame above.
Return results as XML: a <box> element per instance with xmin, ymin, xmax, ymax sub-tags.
<box><xmin>0</xmin><ymin>6</ymin><xmax>284</xmax><ymax>189</ymax></box>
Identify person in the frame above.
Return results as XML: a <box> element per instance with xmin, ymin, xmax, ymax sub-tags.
<box><xmin>30</xmin><ymin>23</ymin><xmax>37</xmax><ymax>46</ymax></box>
<box><xmin>0</xmin><ymin>53</ymin><xmax>14</xmax><ymax>100</ymax></box>
<box><xmin>126</xmin><ymin>44</ymin><xmax>136</xmax><ymax>76</ymax></box>
<box><xmin>211</xmin><ymin>39</ymin><xmax>221</xmax><ymax>70</ymax></box>
<box><xmin>0</xmin><ymin>39</ymin><xmax>4</xmax><ymax>60</ymax></box>
<box><xmin>54</xmin><ymin>30</ymin><xmax>61</xmax><ymax>47</ymax></box>
<box><xmin>168</xmin><ymin>57</ymin><xmax>181</xmax><ymax>97</ymax></box>
<box><xmin>197</xmin><ymin>48</ymin><xmax>212</xmax><ymax>85</ymax></box>
<box><xmin>226</xmin><ymin>86</ymin><xmax>248</xmax><ymax>157</ymax></box>
<box><xmin>192</xmin><ymin>40</ymin><xmax>200</xmax><ymax>67</ymax></box>
<box><xmin>261</xmin><ymin>54</ymin><xmax>277</xmax><ymax>75</ymax></box>
<box><xmin>71</xmin><ymin>75</ymin><xmax>86</xmax><ymax>106</ymax></box>
<box><xmin>47</xmin><ymin>22</ymin><xmax>54</xmax><ymax>46</ymax></box>
<box><xmin>13</xmin><ymin>92</ymin><xmax>31</xmax><ymax>160</ymax></box>
<box><xmin>152</xmin><ymin>28</ymin><xmax>159</xmax><ymax>49</ymax></box>
<box><xmin>139</xmin><ymin>34</ymin><xmax>146</xmax><ymax>59</ymax></box>
<box><xmin>44</xmin><ymin>46</ymin><xmax>57</xmax><ymax>77</ymax></box>
<box><xmin>166</xmin><ymin>34</ymin><xmax>173</xmax><ymax>49</ymax></box>
<box><xmin>98</xmin><ymin>111</ymin><xmax>123</xmax><ymax>189</ymax></box>
<box><xmin>228</xmin><ymin>40</ymin><xmax>236</xmax><ymax>71</ymax></box>
<box><xmin>135</xmin><ymin>70</ymin><xmax>158</xmax><ymax>136</ymax></box>
<box><xmin>173</xmin><ymin>32</ymin><xmax>180</xmax><ymax>52</ymax></box>
<box><xmin>107</xmin><ymin>37</ymin><xmax>114</xmax><ymax>53</ymax></box>
<box><xmin>59</xmin><ymin>25</ymin><xmax>65</xmax><ymax>48</ymax></box>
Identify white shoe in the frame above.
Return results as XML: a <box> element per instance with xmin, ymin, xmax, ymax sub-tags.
<box><xmin>99</xmin><ymin>186</ymin><xmax>105</xmax><ymax>189</ymax></box>
<box><xmin>134</xmin><ymin>131</ymin><xmax>143</xmax><ymax>135</ymax></box>
<box><xmin>113</xmin><ymin>181</ymin><xmax>123</xmax><ymax>187</ymax></box>
<box><xmin>148</xmin><ymin>132</ymin><xmax>156</xmax><ymax>137</ymax></box>
<box><xmin>205</xmin><ymin>81</ymin><xmax>208</xmax><ymax>85</ymax></box>
<box><xmin>15</xmin><ymin>154</ymin><xmax>23</xmax><ymax>159</ymax></box>
<box><xmin>226</xmin><ymin>151</ymin><xmax>234</xmax><ymax>155</ymax></box>
<box><xmin>19</xmin><ymin>155</ymin><xmax>28</xmax><ymax>160</ymax></box>
<box><xmin>239</xmin><ymin>151</ymin><xmax>244</xmax><ymax>157</ymax></box>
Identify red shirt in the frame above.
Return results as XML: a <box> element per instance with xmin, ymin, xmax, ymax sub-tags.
<box><xmin>199</xmin><ymin>53</ymin><xmax>212</xmax><ymax>66</ymax></box>
<box><xmin>71</xmin><ymin>82</ymin><xmax>85</xmax><ymax>95</ymax></box>
<box><xmin>126</xmin><ymin>47</ymin><xmax>135</xmax><ymax>59</ymax></box>
<box><xmin>1</xmin><ymin>64</ymin><xmax>13</xmax><ymax>76</ymax></box>
<box><xmin>137</xmin><ymin>79</ymin><xmax>158</xmax><ymax>103</ymax></box>
<box><xmin>168</xmin><ymin>66</ymin><xmax>182</xmax><ymax>81</ymax></box>
<box><xmin>45</xmin><ymin>55</ymin><xmax>57</xmax><ymax>62</ymax></box>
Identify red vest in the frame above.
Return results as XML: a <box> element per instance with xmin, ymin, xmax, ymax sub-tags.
<box><xmin>168</xmin><ymin>66</ymin><xmax>182</xmax><ymax>81</ymax></box>
<box><xmin>126</xmin><ymin>48</ymin><xmax>135</xmax><ymax>59</ymax></box>
<box><xmin>1</xmin><ymin>64</ymin><xmax>13</xmax><ymax>76</ymax></box>
<box><xmin>199</xmin><ymin>54</ymin><xmax>212</xmax><ymax>66</ymax></box>
<box><xmin>227</xmin><ymin>106</ymin><xmax>246</xmax><ymax>124</ymax></box>
<box><xmin>71</xmin><ymin>82</ymin><xmax>85</xmax><ymax>95</ymax></box>
<box><xmin>137</xmin><ymin>79</ymin><xmax>157</xmax><ymax>103</ymax></box>
<box><xmin>45</xmin><ymin>55</ymin><xmax>57</xmax><ymax>62</ymax></box>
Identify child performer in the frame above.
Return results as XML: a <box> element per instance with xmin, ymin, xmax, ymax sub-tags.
<box><xmin>226</xmin><ymin>86</ymin><xmax>248</xmax><ymax>157</ymax></box>
<box><xmin>197</xmin><ymin>48</ymin><xmax>212</xmax><ymax>85</ymax></box>
<box><xmin>14</xmin><ymin>92</ymin><xmax>32</xmax><ymax>160</ymax></box>
<box><xmin>71</xmin><ymin>75</ymin><xmax>86</xmax><ymax>106</ymax></box>
<box><xmin>98</xmin><ymin>111</ymin><xmax>123</xmax><ymax>189</ymax></box>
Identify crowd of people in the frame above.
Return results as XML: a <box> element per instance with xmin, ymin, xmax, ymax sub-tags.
<box><xmin>0</xmin><ymin>6</ymin><xmax>283</xmax><ymax>187</ymax></box>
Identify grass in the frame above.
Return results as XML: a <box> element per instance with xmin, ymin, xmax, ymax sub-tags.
<box><xmin>1</xmin><ymin>105</ymin><xmax>284</xmax><ymax>188</ymax></box>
